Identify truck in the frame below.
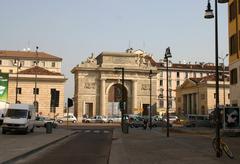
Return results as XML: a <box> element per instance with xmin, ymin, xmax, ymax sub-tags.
<box><xmin>2</xmin><ymin>104</ymin><xmax>36</xmax><ymax>134</ymax></box>
<box><xmin>0</xmin><ymin>101</ymin><xmax>9</xmax><ymax>125</ymax></box>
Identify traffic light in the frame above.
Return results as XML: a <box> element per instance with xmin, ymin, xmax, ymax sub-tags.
<box><xmin>68</xmin><ymin>98</ymin><xmax>73</xmax><ymax>108</ymax></box>
<box><xmin>119</xmin><ymin>101</ymin><xmax>125</xmax><ymax>111</ymax></box>
<box><xmin>51</xmin><ymin>89</ymin><xmax>59</xmax><ymax>107</ymax></box>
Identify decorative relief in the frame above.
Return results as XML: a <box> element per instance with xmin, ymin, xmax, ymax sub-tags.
<box><xmin>112</xmin><ymin>57</ymin><xmax>131</xmax><ymax>64</ymax></box>
<box><xmin>135</xmin><ymin>54</ymin><xmax>152</xmax><ymax>68</ymax></box>
<box><xmin>141</xmin><ymin>84</ymin><xmax>150</xmax><ymax>90</ymax></box>
<box><xmin>84</xmin><ymin>82</ymin><xmax>95</xmax><ymax>89</ymax></box>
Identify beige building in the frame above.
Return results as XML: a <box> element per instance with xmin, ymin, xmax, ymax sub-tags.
<box><xmin>0</xmin><ymin>50</ymin><xmax>67</xmax><ymax>117</ymax></box>
<box><xmin>175</xmin><ymin>75</ymin><xmax>230</xmax><ymax>116</ymax></box>
<box><xmin>228</xmin><ymin>0</ymin><xmax>240</xmax><ymax>106</ymax></box>
<box><xmin>72</xmin><ymin>49</ymin><xmax>228</xmax><ymax>120</ymax></box>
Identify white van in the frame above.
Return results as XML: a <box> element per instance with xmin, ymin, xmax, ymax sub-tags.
<box><xmin>2</xmin><ymin>104</ymin><xmax>36</xmax><ymax>134</ymax></box>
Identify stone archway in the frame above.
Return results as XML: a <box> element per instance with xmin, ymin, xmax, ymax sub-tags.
<box><xmin>108</xmin><ymin>84</ymin><xmax>127</xmax><ymax>116</ymax></box>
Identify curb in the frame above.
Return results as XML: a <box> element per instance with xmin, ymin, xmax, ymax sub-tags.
<box><xmin>2</xmin><ymin>131</ymin><xmax>78</xmax><ymax>164</ymax></box>
<box><xmin>161</xmin><ymin>127</ymin><xmax>214</xmax><ymax>135</ymax></box>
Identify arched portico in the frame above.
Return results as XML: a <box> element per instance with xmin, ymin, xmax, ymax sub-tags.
<box><xmin>108</xmin><ymin>83</ymin><xmax>128</xmax><ymax>116</ymax></box>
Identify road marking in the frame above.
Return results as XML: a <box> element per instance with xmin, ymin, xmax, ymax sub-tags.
<box><xmin>103</xmin><ymin>130</ymin><xmax>110</xmax><ymax>133</ymax></box>
<box><xmin>84</xmin><ymin>130</ymin><xmax>91</xmax><ymax>133</ymax></box>
<box><xmin>93</xmin><ymin>130</ymin><xmax>100</xmax><ymax>133</ymax></box>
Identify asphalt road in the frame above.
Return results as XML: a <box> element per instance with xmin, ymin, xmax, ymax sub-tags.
<box><xmin>16</xmin><ymin>128</ymin><xmax>113</xmax><ymax>164</ymax></box>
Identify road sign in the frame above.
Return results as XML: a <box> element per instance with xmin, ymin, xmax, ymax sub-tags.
<box><xmin>224</xmin><ymin>107</ymin><xmax>240</xmax><ymax>130</ymax></box>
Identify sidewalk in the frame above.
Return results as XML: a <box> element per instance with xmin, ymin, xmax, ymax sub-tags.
<box><xmin>109</xmin><ymin>127</ymin><xmax>240</xmax><ymax>164</ymax></box>
<box><xmin>0</xmin><ymin>127</ymin><xmax>76</xmax><ymax>163</ymax></box>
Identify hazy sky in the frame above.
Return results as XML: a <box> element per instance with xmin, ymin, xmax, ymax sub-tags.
<box><xmin>0</xmin><ymin>0</ymin><xmax>228</xmax><ymax>100</ymax></box>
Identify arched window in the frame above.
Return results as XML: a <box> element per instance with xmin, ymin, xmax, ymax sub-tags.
<box><xmin>34</xmin><ymin>101</ymin><xmax>39</xmax><ymax>113</ymax></box>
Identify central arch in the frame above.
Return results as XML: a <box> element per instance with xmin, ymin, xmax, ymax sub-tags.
<box><xmin>108</xmin><ymin>83</ymin><xmax>127</xmax><ymax>116</ymax></box>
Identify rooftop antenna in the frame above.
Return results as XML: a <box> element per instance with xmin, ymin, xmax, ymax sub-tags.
<box><xmin>142</xmin><ymin>41</ymin><xmax>146</xmax><ymax>51</ymax></box>
<box><xmin>128</xmin><ymin>40</ymin><xmax>131</xmax><ymax>49</ymax></box>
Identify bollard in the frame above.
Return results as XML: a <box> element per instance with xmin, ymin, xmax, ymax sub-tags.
<box><xmin>46</xmin><ymin>122</ymin><xmax>52</xmax><ymax>134</ymax></box>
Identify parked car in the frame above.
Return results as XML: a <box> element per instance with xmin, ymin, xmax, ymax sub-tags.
<box><xmin>163</xmin><ymin>115</ymin><xmax>179</xmax><ymax>124</ymax></box>
<box><xmin>107</xmin><ymin>115</ymin><xmax>121</xmax><ymax>123</ymax></box>
<box><xmin>57</xmin><ymin>114</ymin><xmax>77</xmax><ymax>124</ymax></box>
<box><xmin>35</xmin><ymin>116</ymin><xmax>58</xmax><ymax>128</ymax></box>
<box><xmin>128</xmin><ymin>115</ymin><xmax>144</xmax><ymax>128</ymax></box>
<box><xmin>186</xmin><ymin>114</ymin><xmax>211</xmax><ymax>127</ymax></box>
<box><xmin>84</xmin><ymin>115</ymin><xmax>107</xmax><ymax>123</ymax></box>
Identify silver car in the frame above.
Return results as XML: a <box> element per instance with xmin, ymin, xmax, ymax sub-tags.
<box><xmin>107</xmin><ymin>115</ymin><xmax>121</xmax><ymax>123</ymax></box>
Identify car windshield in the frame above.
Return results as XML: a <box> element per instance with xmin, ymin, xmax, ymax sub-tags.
<box><xmin>5</xmin><ymin>109</ymin><xmax>28</xmax><ymax>118</ymax></box>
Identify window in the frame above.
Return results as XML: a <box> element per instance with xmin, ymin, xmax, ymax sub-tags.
<box><xmin>160</xmin><ymin>80</ymin><xmax>163</xmax><ymax>86</ymax></box>
<box><xmin>230</xmin><ymin>33</ymin><xmax>238</xmax><ymax>55</ymax></box>
<box><xmin>168</xmin><ymin>100</ymin><xmax>172</xmax><ymax>108</ymax></box>
<box><xmin>229</xmin><ymin>0</ymin><xmax>237</xmax><ymax>21</ymax></box>
<box><xmin>177</xmin><ymin>72</ymin><xmax>180</xmax><ymax>78</ymax></box>
<box><xmin>177</xmin><ymin>80</ymin><xmax>180</xmax><ymax>86</ymax></box>
<box><xmin>34</xmin><ymin>101</ymin><xmax>39</xmax><ymax>113</ymax></box>
<box><xmin>42</xmin><ymin>61</ymin><xmax>45</xmax><ymax>67</ymax></box>
<box><xmin>168</xmin><ymin>71</ymin><xmax>172</xmax><ymax>78</ymax></box>
<box><xmin>185</xmin><ymin>72</ymin><xmax>188</xmax><ymax>78</ymax></box>
<box><xmin>168</xmin><ymin>80</ymin><xmax>172</xmax><ymax>88</ymax></box>
<box><xmin>159</xmin><ymin>71</ymin><xmax>163</xmax><ymax>77</ymax></box>
<box><xmin>228</xmin><ymin>93</ymin><xmax>230</xmax><ymax>99</ymax></box>
<box><xmin>159</xmin><ymin>99</ymin><xmax>164</xmax><ymax>108</ymax></box>
<box><xmin>33</xmin><ymin>88</ymin><xmax>39</xmax><ymax>94</ymax></box>
<box><xmin>17</xmin><ymin>88</ymin><xmax>22</xmax><ymax>94</ymax></box>
<box><xmin>9</xmin><ymin>69</ymin><xmax>13</xmax><ymax>73</ymax></box>
<box><xmin>230</xmin><ymin>68</ymin><xmax>238</xmax><ymax>84</ymax></box>
<box><xmin>200</xmin><ymin>73</ymin><xmax>203</xmax><ymax>77</ymax></box>
<box><xmin>51</xmin><ymin>62</ymin><xmax>56</xmax><ymax>67</ymax></box>
<box><xmin>214</xmin><ymin>93</ymin><xmax>216</xmax><ymax>99</ymax></box>
<box><xmin>193</xmin><ymin>72</ymin><xmax>196</xmax><ymax>78</ymax></box>
<box><xmin>0</xmin><ymin>60</ymin><xmax>2</xmax><ymax>65</ymax></box>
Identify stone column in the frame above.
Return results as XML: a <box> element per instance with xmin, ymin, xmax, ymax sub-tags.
<box><xmin>187</xmin><ymin>94</ymin><xmax>190</xmax><ymax>115</ymax></box>
<box><xmin>132</xmin><ymin>80</ymin><xmax>137</xmax><ymax>114</ymax></box>
<box><xmin>100</xmin><ymin>79</ymin><xmax>106</xmax><ymax>116</ymax></box>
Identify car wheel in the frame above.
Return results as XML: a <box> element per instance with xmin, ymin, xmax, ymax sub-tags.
<box><xmin>59</xmin><ymin>120</ymin><xmax>63</xmax><ymax>124</ymax></box>
<box><xmin>86</xmin><ymin>120</ymin><xmax>90</xmax><ymax>123</ymax></box>
<box><xmin>109</xmin><ymin>120</ymin><xmax>113</xmax><ymax>123</ymax></box>
<box><xmin>72</xmin><ymin>120</ymin><xmax>76</xmax><ymax>123</ymax></box>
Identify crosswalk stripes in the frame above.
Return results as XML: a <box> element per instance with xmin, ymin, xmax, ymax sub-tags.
<box><xmin>80</xmin><ymin>129</ymin><xmax>111</xmax><ymax>134</ymax></box>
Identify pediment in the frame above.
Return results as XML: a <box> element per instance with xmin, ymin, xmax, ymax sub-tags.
<box><xmin>179</xmin><ymin>79</ymin><xmax>197</xmax><ymax>89</ymax></box>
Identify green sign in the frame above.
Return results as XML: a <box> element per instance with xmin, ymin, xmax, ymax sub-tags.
<box><xmin>0</xmin><ymin>73</ymin><xmax>8</xmax><ymax>101</ymax></box>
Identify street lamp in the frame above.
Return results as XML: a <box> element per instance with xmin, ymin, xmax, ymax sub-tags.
<box><xmin>114</xmin><ymin>67</ymin><xmax>127</xmax><ymax>133</ymax></box>
<box><xmin>219</xmin><ymin>54</ymin><xmax>228</xmax><ymax>106</ymax></box>
<box><xmin>149</xmin><ymin>69</ymin><xmax>153</xmax><ymax>130</ymax></box>
<box><xmin>204</xmin><ymin>0</ymin><xmax>228</xmax><ymax>158</ymax></box>
<box><xmin>164</xmin><ymin>47</ymin><xmax>172</xmax><ymax>138</ymax></box>
<box><xmin>34</xmin><ymin>46</ymin><xmax>39</xmax><ymax>112</ymax></box>
<box><xmin>13</xmin><ymin>59</ymin><xmax>22</xmax><ymax>103</ymax></box>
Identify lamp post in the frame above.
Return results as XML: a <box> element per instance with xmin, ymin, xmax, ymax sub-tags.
<box><xmin>13</xmin><ymin>59</ymin><xmax>22</xmax><ymax>103</ymax></box>
<box><xmin>149</xmin><ymin>69</ymin><xmax>153</xmax><ymax>130</ymax></box>
<box><xmin>218</xmin><ymin>54</ymin><xmax>228</xmax><ymax>106</ymax></box>
<box><xmin>34</xmin><ymin>46</ymin><xmax>39</xmax><ymax>112</ymax></box>
<box><xmin>204</xmin><ymin>0</ymin><xmax>228</xmax><ymax>158</ymax></box>
<box><xmin>114</xmin><ymin>67</ymin><xmax>125</xmax><ymax>133</ymax></box>
<box><xmin>164</xmin><ymin>47</ymin><xmax>172</xmax><ymax>138</ymax></box>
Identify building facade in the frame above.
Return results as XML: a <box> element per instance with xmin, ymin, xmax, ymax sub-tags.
<box><xmin>72</xmin><ymin>49</ymin><xmax>228</xmax><ymax>120</ymax></box>
<box><xmin>0</xmin><ymin>50</ymin><xmax>67</xmax><ymax>117</ymax></box>
<box><xmin>228</xmin><ymin>0</ymin><xmax>240</xmax><ymax>106</ymax></box>
<box><xmin>176</xmin><ymin>75</ymin><xmax>230</xmax><ymax>116</ymax></box>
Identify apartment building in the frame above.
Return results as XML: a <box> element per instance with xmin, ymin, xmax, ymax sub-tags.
<box><xmin>228</xmin><ymin>0</ymin><xmax>240</xmax><ymax>106</ymax></box>
<box><xmin>0</xmin><ymin>50</ymin><xmax>67</xmax><ymax>117</ymax></box>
